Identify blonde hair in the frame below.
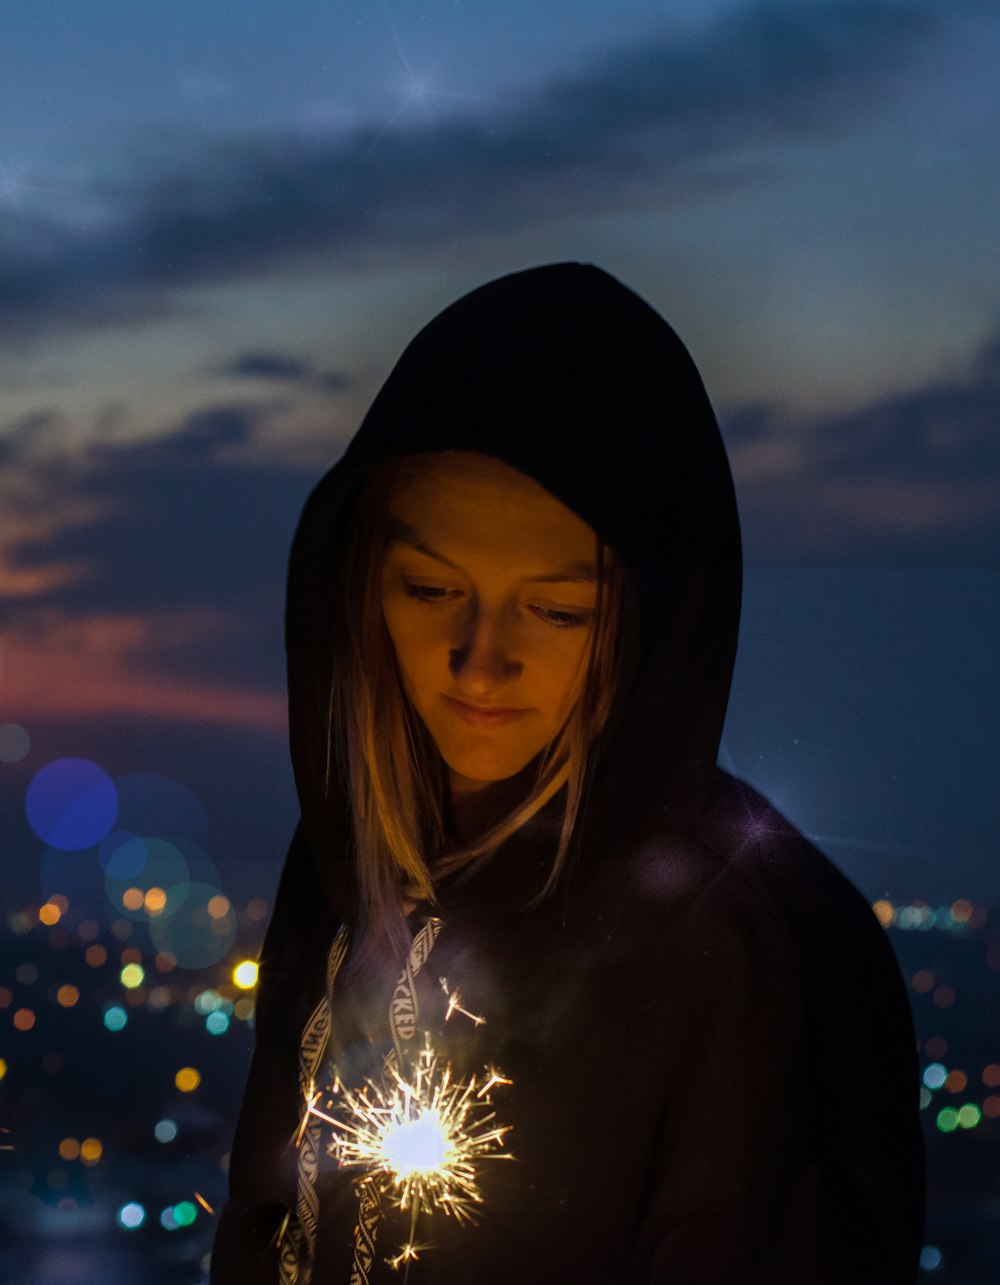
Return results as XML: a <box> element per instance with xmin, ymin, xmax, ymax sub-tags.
<box><xmin>327</xmin><ymin>456</ymin><xmax>622</xmax><ymax>965</ymax></box>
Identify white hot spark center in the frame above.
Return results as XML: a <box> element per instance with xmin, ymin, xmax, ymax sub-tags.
<box><xmin>381</xmin><ymin>1110</ymin><xmax>450</xmax><ymax>1177</ymax></box>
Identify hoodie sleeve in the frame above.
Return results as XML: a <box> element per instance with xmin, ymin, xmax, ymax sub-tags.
<box><xmin>211</xmin><ymin>822</ymin><xmax>339</xmax><ymax>1285</ymax></box>
<box><xmin>631</xmin><ymin>844</ymin><xmax>924</xmax><ymax>1284</ymax></box>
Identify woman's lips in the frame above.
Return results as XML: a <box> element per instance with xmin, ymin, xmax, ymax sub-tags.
<box><xmin>441</xmin><ymin>695</ymin><xmax>530</xmax><ymax>727</ymax></box>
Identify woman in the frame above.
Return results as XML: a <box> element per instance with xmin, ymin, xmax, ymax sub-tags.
<box><xmin>212</xmin><ymin>264</ymin><xmax>925</xmax><ymax>1283</ymax></box>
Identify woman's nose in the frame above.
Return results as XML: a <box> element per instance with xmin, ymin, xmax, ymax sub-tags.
<box><xmin>448</xmin><ymin>608</ymin><xmax>522</xmax><ymax>693</ymax></box>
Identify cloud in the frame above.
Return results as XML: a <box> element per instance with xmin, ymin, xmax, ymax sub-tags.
<box><xmin>0</xmin><ymin>0</ymin><xmax>947</xmax><ymax>340</ymax></box>
<box><xmin>219</xmin><ymin>352</ymin><xmax>311</xmax><ymax>381</ymax></box>
<box><xmin>0</xmin><ymin>400</ymin><xmax>320</xmax><ymax>700</ymax></box>
<box><xmin>0</xmin><ymin>609</ymin><xmax>287</xmax><ymax>733</ymax></box>
<box><xmin>726</xmin><ymin>330</ymin><xmax>1000</xmax><ymax>565</ymax></box>
<box><xmin>217</xmin><ymin>350</ymin><xmax>351</xmax><ymax>391</ymax></box>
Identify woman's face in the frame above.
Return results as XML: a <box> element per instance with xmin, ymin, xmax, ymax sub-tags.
<box><xmin>380</xmin><ymin>453</ymin><xmax>600</xmax><ymax>794</ymax></box>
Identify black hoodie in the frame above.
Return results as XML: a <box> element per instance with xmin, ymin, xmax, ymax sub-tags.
<box><xmin>211</xmin><ymin>264</ymin><xmax>925</xmax><ymax>1284</ymax></box>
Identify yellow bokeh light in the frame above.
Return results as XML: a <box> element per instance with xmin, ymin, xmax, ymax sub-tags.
<box><xmin>144</xmin><ymin>886</ymin><xmax>167</xmax><ymax>915</ymax></box>
<box><xmin>38</xmin><ymin>902</ymin><xmax>62</xmax><ymax>926</ymax></box>
<box><xmin>207</xmin><ymin>895</ymin><xmax>231</xmax><ymax>920</ymax></box>
<box><xmin>120</xmin><ymin>964</ymin><xmax>145</xmax><ymax>990</ymax></box>
<box><xmin>871</xmin><ymin>899</ymin><xmax>894</xmax><ymax>928</ymax></box>
<box><xmin>232</xmin><ymin>960</ymin><xmax>259</xmax><ymax>990</ymax></box>
<box><xmin>122</xmin><ymin>888</ymin><xmax>144</xmax><ymax>911</ymax></box>
<box><xmin>58</xmin><ymin>1137</ymin><xmax>80</xmax><ymax>1161</ymax></box>
<box><xmin>80</xmin><ymin>1137</ymin><xmax>103</xmax><ymax>1165</ymax></box>
<box><xmin>56</xmin><ymin>985</ymin><xmax>80</xmax><ymax>1008</ymax></box>
<box><xmin>0</xmin><ymin>1058</ymin><xmax>7</xmax><ymax>1081</ymax></box>
<box><xmin>175</xmin><ymin>1066</ymin><xmax>201</xmax><ymax>1093</ymax></box>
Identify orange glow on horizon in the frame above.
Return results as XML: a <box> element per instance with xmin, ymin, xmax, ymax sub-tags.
<box><xmin>0</xmin><ymin>615</ymin><xmax>287</xmax><ymax>733</ymax></box>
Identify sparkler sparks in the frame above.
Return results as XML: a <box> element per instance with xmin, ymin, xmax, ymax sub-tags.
<box><xmin>386</xmin><ymin>1241</ymin><xmax>425</xmax><ymax>1271</ymax></box>
<box><xmin>193</xmin><ymin>1190</ymin><xmax>214</xmax><ymax>1215</ymax></box>
<box><xmin>308</xmin><ymin>1032</ymin><xmax>512</xmax><ymax>1227</ymax></box>
<box><xmin>439</xmin><ymin>977</ymin><xmax>485</xmax><ymax>1027</ymax></box>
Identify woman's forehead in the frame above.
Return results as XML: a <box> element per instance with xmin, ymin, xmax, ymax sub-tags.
<box><xmin>385</xmin><ymin>452</ymin><xmax>598</xmax><ymax>565</ymax></box>
<box><xmin>392</xmin><ymin>450</ymin><xmax>541</xmax><ymax>496</ymax></box>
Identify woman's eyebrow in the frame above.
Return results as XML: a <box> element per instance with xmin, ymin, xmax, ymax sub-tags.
<box><xmin>385</xmin><ymin>517</ymin><xmax>463</xmax><ymax>571</ymax></box>
<box><xmin>385</xmin><ymin>516</ymin><xmax>598</xmax><ymax>583</ymax></box>
<box><xmin>522</xmin><ymin>565</ymin><xmax>598</xmax><ymax>584</ymax></box>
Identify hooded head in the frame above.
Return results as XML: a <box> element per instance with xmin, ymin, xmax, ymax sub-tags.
<box><xmin>285</xmin><ymin>262</ymin><xmax>741</xmax><ymax>956</ymax></box>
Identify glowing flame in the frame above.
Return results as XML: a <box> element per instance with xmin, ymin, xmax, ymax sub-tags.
<box><xmin>309</xmin><ymin>1033</ymin><xmax>512</xmax><ymax>1225</ymax></box>
<box><xmin>381</xmin><ymin>1110</ymin><xmax>449</xmax><ymax>1176</ymax></box>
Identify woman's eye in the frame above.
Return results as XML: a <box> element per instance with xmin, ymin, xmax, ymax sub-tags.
<box><xmin>530</xmin><ymin>605</ymin><xmax>593</xmax><ymax>629</ymax></box>
<box><xmin>401</xmin><ymin>581</ymin><xmax>591</xmax><ymax>628</ymax></box>
<box><xmin>403</xmin><ymin>581</ymin><xmax>457</xmax><ymax>603</ymax></box>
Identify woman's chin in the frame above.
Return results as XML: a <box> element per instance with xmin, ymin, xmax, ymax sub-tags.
<box><xmin>443</xmin><ymin>748</ymin><xmax>540</xmax><ymax>794</ymax></box>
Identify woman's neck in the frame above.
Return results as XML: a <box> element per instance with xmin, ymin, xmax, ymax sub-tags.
<box><xmin>446</xmin><ymin>763</ymin><xmax>537</xmax><ymax>846</ymax></box>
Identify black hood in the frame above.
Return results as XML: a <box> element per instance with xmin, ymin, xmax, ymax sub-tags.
<box><xmin>285</xmin><ymin>262</ymin><xmax>741</xmax><ymax>917</ymax></box>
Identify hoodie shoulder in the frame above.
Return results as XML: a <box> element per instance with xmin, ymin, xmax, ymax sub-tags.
<box><xmin>693</xmin><ymin>768</ymin><xmax>893</xmax><ymax>960</ymax></box>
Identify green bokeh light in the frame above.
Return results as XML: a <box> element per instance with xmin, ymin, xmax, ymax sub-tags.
<box><xmin>173</xmin><ymin>1200</ymin><xmax>198</xmax><ymax>1227</ymax></box>
<box><xmin>936</xmin><ymin>1107</ymin><xmax>959</xmax><ymax>1133</ymax></box>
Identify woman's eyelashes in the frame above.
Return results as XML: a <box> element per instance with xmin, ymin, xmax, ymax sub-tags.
<box><xmin>402</xmin><ymin>581</ymin><xmax>456</xmax><ymax>603</ymax></box>
<box><xmin>401</xmin><ymin>580</ymin><xmax>593</xmax><ymax>629</ymax></box>
<box><xmin>529</xmin><ymin>605</ymin><xmax>593</xmax><ymax>629</ymax></box>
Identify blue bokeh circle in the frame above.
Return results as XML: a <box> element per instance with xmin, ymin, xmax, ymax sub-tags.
<box><xmin>26</xmin><ymin>758</ymin><xmax>118</xmax><ymax>851</ymax></box>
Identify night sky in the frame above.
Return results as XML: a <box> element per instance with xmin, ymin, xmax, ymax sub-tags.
<box><xmin>1</xmin><ymin>2</ymin><xmax>998</xmax><ymax>1281</ymax></box>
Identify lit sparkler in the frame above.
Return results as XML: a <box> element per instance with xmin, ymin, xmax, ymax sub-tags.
<box><xmin>308</xmin><ymin>1032</ymin><xmax>512</xmax><ymax>1229</ymax></box>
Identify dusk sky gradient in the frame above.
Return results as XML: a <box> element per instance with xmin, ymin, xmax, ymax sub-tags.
<box><xmin>1</xmin><ymin>0</ymin><xmax>997</xmax><ymax>916</ymax></box>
